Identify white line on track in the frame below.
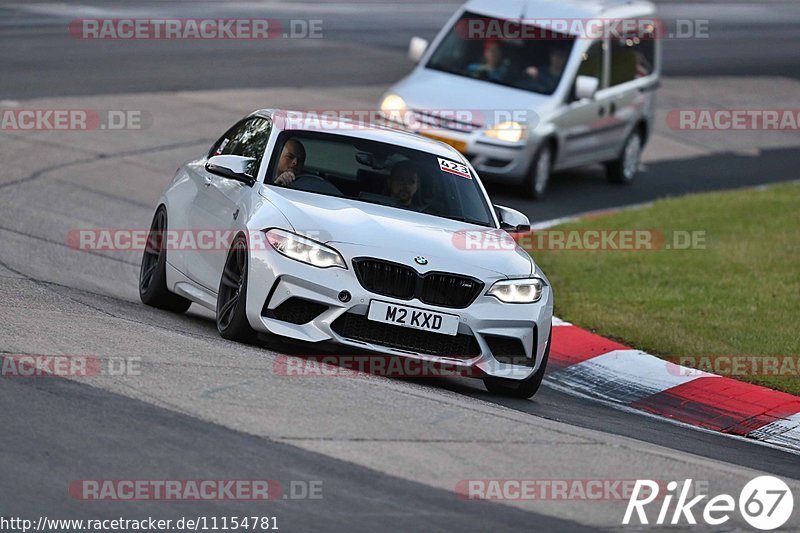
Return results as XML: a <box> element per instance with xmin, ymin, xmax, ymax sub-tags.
<box><xmin>543</xmin><ymin>379</ymin><xmax>800</xmax><ymax>461</ymax></box>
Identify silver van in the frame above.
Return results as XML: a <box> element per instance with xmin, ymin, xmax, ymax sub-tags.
<box><xmin>380</xmin><ymin>0</ymin><xmax>661</xmax><ymax>198</ymax></box>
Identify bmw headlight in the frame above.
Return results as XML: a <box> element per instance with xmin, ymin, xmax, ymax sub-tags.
<box><xmin>487</xmin><ymin>278</ymin><xmax>544</xmax><ymax>303</ymax></box>
<box><xmin>484</xmin><ymin>121</ymin><xmax>527</xmax><ymax>143</ymax></box>
<box><xmin>265</xmin><ymin>228</ymin><xmax>346</xmax><ymax>269</ymax></box>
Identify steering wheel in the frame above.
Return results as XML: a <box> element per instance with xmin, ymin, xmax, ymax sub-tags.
<box><xmin>417</xmin><ymin>201</ymin><xmax>437</xmax><ymax>215</ymax></box>
<box><xmin>290</xmin><ymin>174</ymin><xmax>343</xmax><ymax>196</ymax></box>
<box><xmin>291</xmin><ymin>173</ymin><xmax>326</xmax><ymax>186</ymax></box>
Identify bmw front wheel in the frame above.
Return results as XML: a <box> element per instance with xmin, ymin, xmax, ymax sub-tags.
<box><xmin>216</xmin><ymin>235</ymin><xmax>259</xmax><ymax>344</ymax></box>
<box><xmin>483</xmin><ymin>328</ymin><xmax>551</xmax><ymax>399</ymax></box>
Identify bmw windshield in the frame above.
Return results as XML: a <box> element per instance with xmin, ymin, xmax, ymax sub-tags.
<box><xmin>266</xmin><ymin>131</ymin><xmax>495</xmax><ymax>227</ymax></box>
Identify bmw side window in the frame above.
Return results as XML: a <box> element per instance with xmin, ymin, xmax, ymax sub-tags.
<box><xmin>609</xmin><ymin>32</ymin><xmax>655</xmax><ymax>86</ymax></box>
<box><xmin>210</xmin><ymin>121</ymin><xmax>243</xmax><ymax>158</ymax></box>
<box><xmin>209</xmin><ymin>117</ymin><xmax>272</xmax><ymax>177</ymax></box>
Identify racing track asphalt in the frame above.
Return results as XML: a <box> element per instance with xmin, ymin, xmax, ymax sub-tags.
<box><xmin>0</xmin><ymin>372</ymin><xmax>597</xmax><ymax>532</ymax></box>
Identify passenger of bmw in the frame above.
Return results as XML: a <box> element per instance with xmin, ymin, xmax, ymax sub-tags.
<box><xmin>273</xmin><ymin>138</ymin><xmax>306</xmax><ymax>186</ymax></box>
<box><xmin>386</xmin><ymin>160</ymin><xmax>421</xmax><ymax>207</ymax></box>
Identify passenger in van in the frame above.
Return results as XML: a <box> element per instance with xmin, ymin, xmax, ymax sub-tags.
<box><xmin>467</xmin><ymin>40</ymin><xmax>510</xmax><ymax>83</ymax></box>
<box><xmin>521</xmin><ymin>45</ymin><xmax>570</xmax><ymax>93</ymax></box>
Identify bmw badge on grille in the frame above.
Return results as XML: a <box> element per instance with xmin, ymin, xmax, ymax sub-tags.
<box><xmin>414</xmin><ymin>256</ymin><xmax>428</xmax><ymax>265</ymax></box>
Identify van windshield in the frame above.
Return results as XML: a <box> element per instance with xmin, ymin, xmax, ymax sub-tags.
<box><xmin>426</xmin><ymin>12</ymin><xmax>576</xmax><ymax>95</ymax></box>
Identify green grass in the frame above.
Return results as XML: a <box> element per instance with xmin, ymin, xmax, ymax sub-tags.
<box><xmin>533</xmin><ymin>182</ymin><xmax>800</xmax><ymax>395</ymax></box>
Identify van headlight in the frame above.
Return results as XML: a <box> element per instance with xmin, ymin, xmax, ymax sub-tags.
<box><xmin>487</xmin><ymin>278</ymin><xmax>544</xmax><ymax>303</ymax></box>
<box><xmin>484</xmin><ymin>121</ymin><xmax>527</xmax><ymax>143</ymax></box>
<box><xmin>265</xmin><ymin>229</ymin><xmax>346</xmax><ymax>269</ymax></box>
<box><xmin>380</xmin><ymin>94</ymin><xmax>407</xmax><ymax>114</ymax></box>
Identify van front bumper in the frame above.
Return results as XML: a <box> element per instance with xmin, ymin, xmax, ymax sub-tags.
<box><xmin>381</xmin><ymin>122</ymin><xmax>538</xmax><ymax>184</ymax></box>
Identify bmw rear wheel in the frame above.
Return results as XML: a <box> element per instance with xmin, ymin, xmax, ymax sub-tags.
<box><xmin>139</xmin><ymin>206</ymin><xmax>192</xmax><ymax>313</ymax></box>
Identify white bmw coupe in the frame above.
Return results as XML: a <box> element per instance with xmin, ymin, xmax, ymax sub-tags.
<box><xmin>139</xmin><ymin>110</ymin><xmax>553</xmax><ymax>397</ymax></box>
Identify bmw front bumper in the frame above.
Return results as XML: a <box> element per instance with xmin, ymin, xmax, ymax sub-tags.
<box><xmin>245</xmin><ymin>241</ymin><xmax>553</xmax><ymax>381</ymax></box>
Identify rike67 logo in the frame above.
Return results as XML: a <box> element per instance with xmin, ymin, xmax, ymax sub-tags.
<box><xmin>623</xmin><ymin>476</ymin><xmax>794</xmax><ymax>530</ymax></box>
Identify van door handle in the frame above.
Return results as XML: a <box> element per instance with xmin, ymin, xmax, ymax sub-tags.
<box><xmin>204</xmin><ymin>176</ymin><xmax>213</xmax><ymax>187</ymax></box>
<box><xmin>598</xmin><ymin>106</ymin><xmax>606</xmax><ymax>117</ymax></box>
<box><xmin>610</xmin><ymin>102</ymin><xmax>617</xmax><ymax>115</ymax></box>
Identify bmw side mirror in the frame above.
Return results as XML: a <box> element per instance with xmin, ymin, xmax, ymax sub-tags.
<box><xmin>495</xmin><ymin>205</ymin><xmax>531</xmax><ymax>232</ymax></box>
<box><xmin>574</xmin><ymin>75</ymin><xmax>600</xmax><ymax>101</ymax></box>
<box><xmin>408</xmin><ymin>36</ymin><xmax>429</xmax><ymax>64</ymax></box>
<box><xmin>206</xmin><ymin>155</ymin><xmax>257</xmax><ymax>186</ymax></box>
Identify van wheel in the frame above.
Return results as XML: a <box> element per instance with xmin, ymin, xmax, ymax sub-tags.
<box><xmin>525</xmin><ymin>144</ymin><xmax>553</xmax><ymax>199</ymax></box>
<box><xmin>606</xmin><ymin>130</ymin><xmax>642</xmax><ymax>184</ymax></box>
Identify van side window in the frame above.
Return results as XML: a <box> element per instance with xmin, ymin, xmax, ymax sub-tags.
<box><xmin>577</xmin><ymin>41</ymin><xmax>604</xmax><ymax>81</ymax></box>
<box><xmin>610</xmin><ymin>35</ymin><xmax>655</xmax><ymax>86</ymax></box>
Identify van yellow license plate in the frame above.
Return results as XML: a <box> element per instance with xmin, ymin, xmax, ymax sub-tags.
<box><xmin>420</xmin><ymin>133</ymin><xmax>468</xmax><ymax>154</ymax></box>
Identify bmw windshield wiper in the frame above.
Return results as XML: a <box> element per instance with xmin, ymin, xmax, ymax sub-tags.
<box><xmin>439</xmin><ymin>214</ymin><xmax>493</xmax><ymax>227</ymax></box>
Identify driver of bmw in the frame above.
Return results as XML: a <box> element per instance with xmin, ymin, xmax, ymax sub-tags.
<box><xmin>273</xmin><ymin>138</ymin><xmax>306</xmax><ymax>186</ymax></box>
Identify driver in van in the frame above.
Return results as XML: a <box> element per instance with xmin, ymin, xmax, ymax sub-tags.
<box><xmin>273</xmin><ymin>138</ymin><xmax>306</xmax><ymax>186</ymax></box>
<box><xmin>467</xmin><ymin>40</ymin><xmax>510</xmax><ymax>82</ymax></box>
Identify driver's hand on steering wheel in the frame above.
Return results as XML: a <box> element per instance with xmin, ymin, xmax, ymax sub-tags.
<box><xmin>274</xmin><ymin>171</ymin><xmax>296</xmax><ymax>186</ymax></box>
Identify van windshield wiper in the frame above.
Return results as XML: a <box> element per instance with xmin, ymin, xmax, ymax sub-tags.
<box><xmin>427</xmin><ymin>63</ymin><xmax>466</xmax><ymax>77</ymax></box>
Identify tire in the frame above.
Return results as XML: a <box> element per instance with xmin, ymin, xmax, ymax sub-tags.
<box><xmin>525</xmin><ymin>143</ymin><xmax>554</xmax><ymax>199</ymax></box>
<box><xmin>483</xmin><ymin>327</ymin><xmax>551</xmax><ymax>399</ymax></box>
<box><xmin>139</xmin><ymin>206</ymin><xmax>192</xmax><ymax>313</ymax></box>
<box><xmin>606</xmin><ymin>129</ymin><xmax>643</xmax><ymax>184</ymax></box>
<box><xmin>216</xmin><ymin>235</ymin><xmax>259</xmax><ymax>344</ymax></box>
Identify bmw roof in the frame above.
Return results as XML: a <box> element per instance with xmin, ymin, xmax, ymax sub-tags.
<box><xmin>252</xmin><ymin>108</ymin><xmax>469</xmax><ymax>161</ymax></box>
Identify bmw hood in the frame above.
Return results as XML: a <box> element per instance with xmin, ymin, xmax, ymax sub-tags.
<box><xmin>259</xmin><ymin>187</ymin><xmax>534</xmax><ymax>279</ymax></box>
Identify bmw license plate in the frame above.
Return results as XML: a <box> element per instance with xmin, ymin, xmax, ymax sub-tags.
<box><xmin>367</xmin><ymin>301</ymin><xmax>460</xmax><ymax>336</ymax></box>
